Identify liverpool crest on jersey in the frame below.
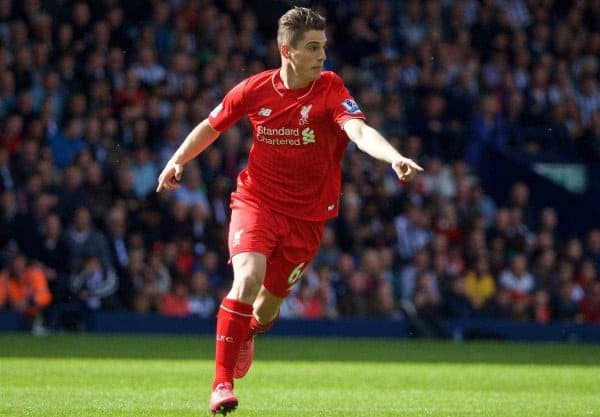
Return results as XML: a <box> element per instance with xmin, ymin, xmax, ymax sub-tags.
<box><xmin>299</xmin><ymin>104</ymin><xmax>312</xmax><ymax>125</ymax></box>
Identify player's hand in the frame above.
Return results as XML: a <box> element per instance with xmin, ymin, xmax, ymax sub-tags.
<box><xmin>156</xmin><ymin>161</ymin><xmax>184</xmax><ymax>192</ymax></box>
<box><xmin>391</xmin><ymin>156</ymin><xmax>423</xmax><ymax>182</ymax></box>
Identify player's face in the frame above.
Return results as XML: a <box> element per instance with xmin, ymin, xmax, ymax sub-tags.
<box><xmin>287</xmin><ymin>30</ymin><xmax>327</xmax><ymax>81</ymax></box>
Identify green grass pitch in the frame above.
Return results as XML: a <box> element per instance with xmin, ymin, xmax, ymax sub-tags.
<box><xmin>1</xmin><ymin>334</ymin><xmax>600</xmax><ymax>416</ymax></box>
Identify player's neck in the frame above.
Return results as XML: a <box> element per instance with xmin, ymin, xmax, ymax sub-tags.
<box><xmin>279</xmin><ymin>65</ymin><xmax>311</xmax><ymax>90</ymax></box>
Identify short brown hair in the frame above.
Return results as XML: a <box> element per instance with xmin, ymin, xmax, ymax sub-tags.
<box><xmin>277</xmin><ymin>7</ymin><xmax>326</xmax><ymax>48</ymax></box>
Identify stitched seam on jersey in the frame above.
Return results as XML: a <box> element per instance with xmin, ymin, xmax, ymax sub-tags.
<box><xmin>271</xmin><ymin>70</ymin><xmax>317</xmax><ymax>100</ymax></box>
<box><xmin>271</xmin><ymin>71</ymin><xmax>284</xmax><ymax>97</ymax></box>
<box><xmin>298</xmin><ymin>79</ymin><xmax>316</xmax><ymax>100</ymax></box>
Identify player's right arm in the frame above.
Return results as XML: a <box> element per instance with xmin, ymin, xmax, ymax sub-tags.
<box><xmin>156</xmin><ymin>78</ymin><xmax>248</xmax><ymax>192</ymax></box>
<box><xmin>326</xmin><ymin>72</ymin><xmax>423</xmax><ymax>182</ymax></box>
<box><xmin>156</xmin><ymin>119</ymin><xmax>220</xmax><ymax>192</ymax></box>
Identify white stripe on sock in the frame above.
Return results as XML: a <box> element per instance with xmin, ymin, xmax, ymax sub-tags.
<box><xmin>220</xmin><ymin>305</ymin><xmax>253</xmax><ymax>317</ymax></box>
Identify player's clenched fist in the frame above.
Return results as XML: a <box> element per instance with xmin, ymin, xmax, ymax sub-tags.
<box><xmin>156</xmin><ymin>161</ymin><xmax>184</xmax><ymax>192</ymax></box>
<box><xmin>391</xmin><ymin>157</ymin><xmax>424</xmax><ymax>182</ymax></box>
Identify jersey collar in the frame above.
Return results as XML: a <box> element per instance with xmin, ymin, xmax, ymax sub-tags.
<box><xmin>271</xmin><ymin>70</ymin><xmax>317</xmax><ymax>100</ymax></box>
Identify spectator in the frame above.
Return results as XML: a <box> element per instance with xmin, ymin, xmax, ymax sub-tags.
<box><xmin>293</xmin><ymin>280</ymin><xmax>326</xmax><ymax>320</ymax></box>
<box><xmin>160</xmin><ymin>280</ymin><xmax>189</xmax><ymax>317</ymax></box>
<box><xmin>579</xmin><ymin>282</ymin><xmax>600</xmax><ymax>324</ymax></box>
<box><xmin>444</xmin><ymin>275</ymin><xmax>474</xmax><ymax>319</ymax></box>
<box><xmin>49</xmin><ymin>118</ymin><xmax>86</xmax><ymax>169</ymax></box>
<box><xmin>552</xmin><ymin>281</ymin><xmax>582</xmax><ymax>322</ymax></box>
<box><xmin>56</xmin><ymin>165</ymin><xmax>87</xmax><ymax>221</ymax></box>
<box><xmin>531</xmin><ymin>289</ymin><xmax>551</xmax><ymax>324</ymax></box>
<box><xmin>498</xmin><ymin>253</ymin><xmax>536</xmax><ymax>301</ymax></box>
<box><xmin>586</xmin><ymin>229</ymin><xmax>600</xmax><ymax>271</ymax></box>
<box><xmin>532</xmin><ymin>248</ymin><xmax>556</xmax><ymax>291</ymax></box>
<box><xmin>130</xmin><ymin>145</ymin><xmax>158</xmax><ymax>198</ymax></box>
<box><xmin>70</xmin><ymin>255</ymin><xmax>118</xmax><ymax>312</ymax></box>
<box><xmin>0</xmin><ymin>251</ymin><xmax>52</xmax><ymax>330</ymax></box>
<box><xmin>410</xmin><ymin>271</ymin><xmax>443</xmax><ymax>337</ymax></box>
<box><xmin>463</xmin><ymin>255</ymin><xmax>496</xmax><ymax>315</ymax></box>
<box><xmin>188</xmin><ymin>270</ymin><xmax>215</xmax><ymax>318</ymax></box>
<box><xmin>468</xmin><ymin>184</ymin><xmax>497</xmax><ymax>229</ymax></box>
<box><xmin>394</xmin><ymin>203</ymin><xmax>432</xmax><ymax>262</ymax></box>
<box><xmin>373</xmin><ymin>280</ymin><xmax>402</xmax><ymax>319</ymax></box>
<box><xmin>173</xmin><ymin>162</ymin><xmax>210</xmax><ymax>213</ymax></box>
<box><xmin>338</xmin><ymin>271</ymin><xmax>368</xmax><ymax>317</ymax></box>
<box><xmin>538</xmin><ymin>207</ymin><xmax>558</xmax><ymax>237</ymax></box>
<box><xmin>398</xmin><ymin>248</ymin><xmax>431</xmax><ymax>302</ymax></box>
<box><xmin>132</xmin><ymin>47</ymin><xmax>166</xmax><ymax>87</ymax></box>
<box><xmin>487</xmin><ymin>288</ymin><xmax>514</xmax><ymax>319</ymax></box>
<box><xmin>0</xmin><ymin>147</ymin><xmax>14</xmax><ymax>192</ymax></box>
<box><xmin>12</xmin><ymin>192</ymin><xmax>55</xmax><ymax>259</ymax></box>
<box><xmin>314</xmin><ymin>225</ymin><xmax>341</xmax><ymax>269</ymax></box>
<box><xmin>65</xmin><ymin>205</ymin><xmax>113</xmax><ymax>273</ymax></box>
<box><xmin>562</xmin><ymin>237</ymin><xmax>585</xmax><ymax>267</ymax></box>
<box><xmin>145</xmin><ymin>248</ymin><xmax>172</xmax><ymax>298</ymax></box>
<box><xmin>0</xmin><ymin>190</ymin><xmax>17</xmax><ymax>252</ymax></box>
<box><xmin>83</xmin><ymin>162</ymin><xmax>113</xmax><ymax>223</ymax></box>
<box><xmin>509</xmin><ymin>182</ymin><xmax>534</xmax><ymax>229</ymax></box>
<box><xmin>315</xmin><ymin>265</ymin><xmax>339</xmax><ymax>319</ymax></box>
<box><xmin>575</xmin><ymin>259</ymin><xmax>598</xmax><ymax>295</ymax></box>
<box><xmin>32</xmin><ymin>213</ymin><xmax>70</xmax><ymax>303</ymax></box>
<box><xmin>465</xmin><ymin>94</ymin><xmax>508</xmax><ymax>170</ymax></box>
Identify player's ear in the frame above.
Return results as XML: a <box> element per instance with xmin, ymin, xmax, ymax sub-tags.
<box><xmin>281</xmin><ymin>44</ymin><xmax>290</xmax><ymax>59</ymax></box>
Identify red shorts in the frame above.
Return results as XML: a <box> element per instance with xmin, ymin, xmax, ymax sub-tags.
<box><xmin>228</xmin><ymin>194</ymin><xmax>324</xmax><ymax>298</ymax></box>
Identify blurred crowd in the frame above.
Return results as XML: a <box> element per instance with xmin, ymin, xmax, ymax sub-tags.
<box><xmin>0</xmin><ymin>0</ymin><xmax>599</xmax><ymax>333</ymax></box>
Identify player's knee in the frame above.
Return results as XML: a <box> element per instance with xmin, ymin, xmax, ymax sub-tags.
<box><xmin>229</xmin><ymin>270</ymin><xmax>263</xmax><ymax>302</ymax></box>
<box><xmin>230</xmin><ymin>253</ymin><xmax>266</xmax><ymax>303</ymax></box>
<box><xmin>236</xmin><ymin>271</ymin><xmax>263</xmax><ymax>289</ymax></box>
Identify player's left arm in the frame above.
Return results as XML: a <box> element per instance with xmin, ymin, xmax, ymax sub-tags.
<box><xmin>343</xmin><ymin>118</ymin><xmax>424</xmax><ymax>181</ymax></box>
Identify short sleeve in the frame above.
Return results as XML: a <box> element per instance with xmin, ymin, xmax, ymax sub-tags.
<box><xmin>208</xmin><ymin>79</ymin><xmax>248</xmax><ymax>132</ymax></box>
<box><xmin>328</xmin><ymin>73</ymin><xmax>366</xmax><ymax>128</ymax></box>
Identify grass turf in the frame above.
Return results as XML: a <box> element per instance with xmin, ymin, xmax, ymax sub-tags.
<box><xmin>1</xmin><ymin>334</ymin><xmax>599</xmax><ymax>416</ymax></box>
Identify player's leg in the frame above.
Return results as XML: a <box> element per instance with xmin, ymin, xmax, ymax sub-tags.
<box><xmin>216</xmin><ymin>251</ymin><xmax>267</xmax><ymax>379</ymax></box>
<box><xmin>211</xmin><ymin>252</ymin><xmax>266</xmax><ymax>415</ymax></box>
<box><xmin>252</xmin><ymin>285</ymin><xmax>284</xmax><ymax>332</ymax></box>
<box><xmin>253</xmin><ymin>216</ymin><xmax>324</xmax><ymax>336</ymax></box>
<box><xmin>234</xmin><ymin>224</ymin><xmax>320</xmax><ymax>380</ymax></box>
<box><xmin>211</xmin><ymin>195</ymin><xmax>278</xmax><ymax>415</ymax></box>
<box><xmin>228</xmin><ymin>252</ymin><xmax>267</xmax><ymax>303</ymax></box>
<box><xmin>234</xmin><ymin>286</ymin><xmax>283</xmax><ymax>379</ymax></box>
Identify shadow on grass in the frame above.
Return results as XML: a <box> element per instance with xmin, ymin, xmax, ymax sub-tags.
<box><xmin>1</xmin><ymin>334</ymin><xmax>600</xmax><ymax>366</ymax></box>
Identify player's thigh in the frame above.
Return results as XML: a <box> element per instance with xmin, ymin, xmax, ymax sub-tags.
<box><xmin>227</xmin><ymin>198</ymin><xmax>279</xmax><ymax>302</ymax></box>
<box><xmin>228</xmin><ymin>196</ymin><xmax>278</xmax><ymax>260</ymax></box>
<box><xmin>263</xmin><ymin>219</ymin><xmax>324</xmax><ymax>298</ymax></box>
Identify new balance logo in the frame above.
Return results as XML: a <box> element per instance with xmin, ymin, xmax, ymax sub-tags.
<box><xmin>258</xmin><ymin>107</ymin><xmax>272</xmax><ymax>117</ymax></box>
<box><xmin>302</xmin><ymin>127</ymin><xmax>315</xmax><ymax>144</ymax></box>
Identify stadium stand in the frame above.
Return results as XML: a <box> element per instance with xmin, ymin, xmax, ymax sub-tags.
<box><xmin>0</xmin><ymin>0</ymin><xmax>598</xmax><ymax>334</ymax></box>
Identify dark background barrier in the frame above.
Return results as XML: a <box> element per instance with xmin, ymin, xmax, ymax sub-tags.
<box><xmin>2</xmin><ymin>311</ymin><xmax>599</xmax><ymax>343</ymax></box>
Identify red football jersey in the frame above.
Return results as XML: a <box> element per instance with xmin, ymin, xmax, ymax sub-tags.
<box><xmin>208</xmin><ymin>69</ymin><xmax>366</xmax><ymax>221</ymax></box>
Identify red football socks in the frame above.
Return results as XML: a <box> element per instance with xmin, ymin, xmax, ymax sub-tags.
<box><xmin>212</xmin><ymin>298</ymin><xmax>253</xmax><ymax>389</ymax></box>
<box><xmin>246</xmin><ymin>314</ymin><xmax>278</xmax><ymax>340</ymax></box>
